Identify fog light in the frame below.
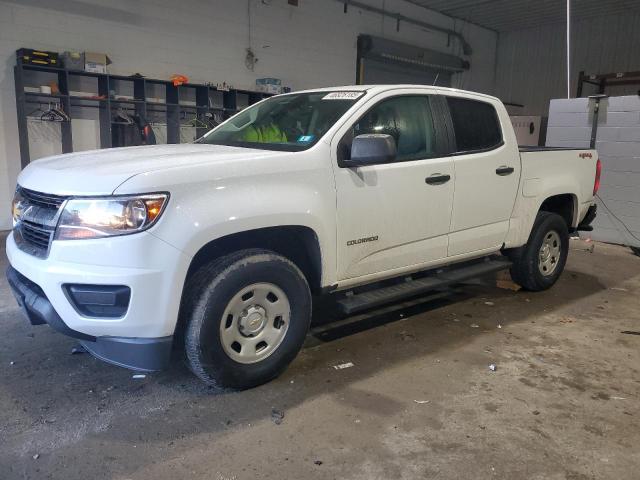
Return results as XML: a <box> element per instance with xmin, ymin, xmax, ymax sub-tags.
<box><xmin>64</xmin><ymin>284</ymin><xmax>131</xmax><ymax>318</ymax></box>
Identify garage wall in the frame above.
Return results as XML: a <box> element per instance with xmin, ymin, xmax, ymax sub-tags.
<box><xmin>494</xmin><ymin>10</ymin><xmax>640</xmax><ymax>116</ymax></box>
<box><xmin>0</xmin><ymin>0</ymin><xmax>497</xmax><ymax>230</ymax></box>
<box><xmin>546</xmin><ymin>96</ymin><xmax>640</xmax><ymax>249</ymax></box>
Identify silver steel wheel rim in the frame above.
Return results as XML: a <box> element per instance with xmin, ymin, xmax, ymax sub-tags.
<box><xmin>219</xmin><ymin>282</ymin><xmax>291</xmax><ymax>364</ymax></box>
<box><xmin>538</xmin><ymin>230</ymin><xmax>561</xmax><ymax>276</ymax></box>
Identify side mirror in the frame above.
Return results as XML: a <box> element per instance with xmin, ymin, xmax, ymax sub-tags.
<box><xmin>346</xmin><ymin>134</ymin><xmax>397</xmax><ymax>167</ymax></box>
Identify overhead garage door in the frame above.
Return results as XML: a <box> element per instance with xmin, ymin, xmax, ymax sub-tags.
<box><xmin>360</xmin><ymin>57</ymin><xmax>451</xmax><ymax>86</ymax></box>
<box><xmin>356</xmin><ymin>35</ymin><xmax>468</xmax><ymax>87</ymax></box>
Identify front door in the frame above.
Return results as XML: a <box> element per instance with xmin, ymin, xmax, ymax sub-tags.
<box><xmin>332</xmin><ymin>93</ymin><xmax>455</xmax><ymax>282</ymax></box>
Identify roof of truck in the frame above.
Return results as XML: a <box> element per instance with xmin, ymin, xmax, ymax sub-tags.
<box><xmin>293</xmin><ymin>84</ymin><xmax>500</xmax><ymax>102</ymax></box>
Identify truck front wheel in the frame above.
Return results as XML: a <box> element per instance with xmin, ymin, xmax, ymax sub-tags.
<box><xmin>183</xmin><ymin>249</ymin><xmax>311</xmax><ymax>389</ymax></box>
<box><xmin>508</xmin><ymin>212</ymin><xmax>570</xmax><ymax>291</ymax></box>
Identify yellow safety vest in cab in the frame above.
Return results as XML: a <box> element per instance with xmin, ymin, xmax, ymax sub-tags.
<box><xmin>242</xmin><ymin>124</ymin><xmax>287</xmax><ymax>143</ymax></box>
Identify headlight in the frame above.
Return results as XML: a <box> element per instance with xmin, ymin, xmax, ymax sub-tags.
<box><xmin>12</xmin><ymin>188</ymin><xmax>26</xmax><ymax>225</ymax></box>
<box><xmin>55</xmin><ymin>194</ymin><xmax>169</xmax><ymax>240</ymax></box>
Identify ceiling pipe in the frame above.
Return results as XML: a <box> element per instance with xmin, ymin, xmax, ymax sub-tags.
<box><xmin>339</xmin><ymin>0</ymin><xmax>473</xmax><ymax>55</ymax></box>
<box><xmin>566</xmin><ymin>0</ymin><xmax>571</xmax><ymax>98</ymax></box>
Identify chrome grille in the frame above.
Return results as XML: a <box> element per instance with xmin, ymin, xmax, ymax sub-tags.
<box><xmin>20</xmin><ymin>221</ymin><xmax>52</xmax><ymax>250</ymax></box>
<box><xmin>20</xmin><ymin>188</ymin><xmax>66</xmax><ymax>210</ymax></box>
<box><xmin>14</xmin><ymin>187</ymin><xmax>68</xmax><ymax>258</ymax></box>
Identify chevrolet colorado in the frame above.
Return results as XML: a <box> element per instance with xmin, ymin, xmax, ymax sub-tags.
<box><xmin>7</xmin><ymin>85</ymin><xmax>600</xmax><ymax>389</ymax></box>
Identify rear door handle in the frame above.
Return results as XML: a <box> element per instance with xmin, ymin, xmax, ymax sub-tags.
<box><xmin>496</xmin><ymin>166</ymin><xmax>515</xmax><ymax>176</ymax></box>
<box><xmin>425</xmin><ymin>173</ymin><xmax>451</xmax><ymax>185</ymax></box>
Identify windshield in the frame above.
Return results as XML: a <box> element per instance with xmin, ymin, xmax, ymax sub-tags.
<box><xmin>199</xmin><ymin>91</ymin><xmax>365</xmax><ymax>151</ymax></box>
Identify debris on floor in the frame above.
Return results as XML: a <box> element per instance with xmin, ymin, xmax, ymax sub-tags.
<box><xmin>621</xmin><ymin>331</ymin><xmax>640</xmax><ymax>336</ymax></box>
<box><xmin>470</xmin><ymin>323</ymin><xmax>479</xmax><ymax>328</ymax></box>
<box><xmin>488</xmin><ymin>364</ymin><xmax>497</xmax><ymax>372</ymax></box>
<box><xmin>570</xmin><ymin>237</ymin><xmax>595</xmax><ymax>253</ymax></box>
<box><xmin>610</xmin><ymin>287</ymin><xmax>629</xmax><ymax>292</ymax></box>
<box><xmin>497</xmin><ymin>280</ymin><xmax>521</xmax><ymax>291</ymax></box>
<box><xmin>314</xmin><ymin>460</ymin><xmax>323</xmax><ymax>466</ymax></box>
<box><xmin>71</xmin><ymin>345</ymin><xmax>86</xmax><ymax>355</ymax></box>
<box><xmin>32</xmin><ymin>454</ymin><xmax>39</xmax><ymax>460</ymax></box>
<box><xmin>495</xmin><ymin>270</ymin><xmax>521</xmax><ymax>291</ymax></box>
<box><xmin>484</xmin><ymin>301</ymin><xmax>495</xmax><ymax>306</ymax></box>
<box><xmin>399</xmin><ymin>330</ymin><xmax>415</xmax><ymax>341</ymax></box>
<box><xmin>333</xmin><ymin>362</ymin><xmax>354</xmax><ymax>370</ymax></box>
<box><xmin>271</xmin><ymin>409</ymin><xmax>285</xmax><ymax>425</ymax></box>
<box><xmin>9</xmin><ymin>361</ymin><xmax>14</xmax><ymax>365</ymax></box>
<box><xmin>413</xmin><ymin>400</ymin><xmax>430</xmax><ymax>404</ymax></box>
<box><xmin>132</xmin><ymin>374</ymin><xmax>146</xmax><ymax>379</ymax></box>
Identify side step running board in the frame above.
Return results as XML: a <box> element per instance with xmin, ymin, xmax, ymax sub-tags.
<box><xmin>336</xmin><ymin>257</ymin><xmax>512</xmax><ymax>315</ymax></box>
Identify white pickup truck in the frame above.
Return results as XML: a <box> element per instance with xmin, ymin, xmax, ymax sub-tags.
<box><xmin>7</xmin><ymin>85</ymin><xmax>600</xmax><ymax>389</ymax></box>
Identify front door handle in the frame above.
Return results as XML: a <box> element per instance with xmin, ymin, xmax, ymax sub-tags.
<box><xmin>425</xmin><ymin>173</ymin><xmax>451</xmax><ymax>185</ymax></box>
<box><xmin>496</xmin><ymin>166</ymin><xmax>515</xmax><ymax>176</ymax></box>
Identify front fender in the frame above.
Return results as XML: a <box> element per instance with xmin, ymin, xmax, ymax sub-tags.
<box><xmin>115</xmin><ymin>157</ymin><xmax>337</xmax><ymax>287</ymax></box>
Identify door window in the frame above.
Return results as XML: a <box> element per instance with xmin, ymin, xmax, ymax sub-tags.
<box><xmin>341</xmin><ymin>96</ymin><xmax>439</xmax><ymax>163</ymax></box>
<box><xmin>446</xmin><ymin>97</ymin><xmax>503</xmax><ymax>153</ymax></box>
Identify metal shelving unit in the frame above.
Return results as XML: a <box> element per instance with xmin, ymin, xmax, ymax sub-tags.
<box><xmin>14</xmin><ymin>63</ymin><xmax>271</xmax><ymax>168</ymax></box>
<box><xmin>576</xmin><ymin>70</ymin><xmax>640</xmax><ymax>97</ymax></box>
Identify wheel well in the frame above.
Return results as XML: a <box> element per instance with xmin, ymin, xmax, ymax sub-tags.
<box><xmin>185</xmin><ymin>226</ymin><xmax>323</xmax><ymax>294</ymax></box>
<box><xmin>539</xmin><ymin>194</ymin><xmax>576</xmax><ymax>228</ymax></box>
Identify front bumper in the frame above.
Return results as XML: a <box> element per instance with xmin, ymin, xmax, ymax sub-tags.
<box><xmin>7</xmin><ymin>266</ymin><xmax>172</xmax><ymax>371</ymax></box>
<box><xmin>6</xmin><ymin>230</ymin><xmax>192</xmax><ymax>371</ymax></box>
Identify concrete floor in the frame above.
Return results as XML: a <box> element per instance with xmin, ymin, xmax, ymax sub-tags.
<box><xmin>1</xmin><ymin>240</ymin><xmax>639</xmax><ymax>480</ymax></box>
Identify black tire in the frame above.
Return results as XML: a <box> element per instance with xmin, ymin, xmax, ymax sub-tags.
<box><xmin>182</xmin><ymin>249</ymin><xmax>311</xmax><ymax>390</ymax></box>
<box><xmin>507</xmin><ymin>212</ymin><xmax>569</xmax><ymax>292</ymax></box>
<box><xmin>631</xmin><ymin>246</ymin><xmax>640</xmax><ymax>257</ymax></box>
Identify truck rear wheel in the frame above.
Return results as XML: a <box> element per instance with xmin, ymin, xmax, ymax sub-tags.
<box><xmin>183</xmin><ymin>249</ymin><xmax>311</xmax><ymax>390</ymax></box>
<box><xmin>508</xmin><ymin>212</ymin><xmax>569</xmax><ymax>291</ymax></box>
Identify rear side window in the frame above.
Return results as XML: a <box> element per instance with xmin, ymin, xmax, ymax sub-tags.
<box><xmin>446</xmin><ymin>97</ymin><xmax>502</xmax><ymax>153</ymax></box>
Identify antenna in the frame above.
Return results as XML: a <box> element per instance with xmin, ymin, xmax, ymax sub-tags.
<box><xmin>433</xmin><ymin>72</ymin><xmax>440</xmax><ymax>86</ymax></box>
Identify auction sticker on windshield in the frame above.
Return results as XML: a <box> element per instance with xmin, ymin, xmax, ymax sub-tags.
<box><xmin>323</xmin><ymin>91</ymin><xmax>365</xmax><ymax>100</ymax></box>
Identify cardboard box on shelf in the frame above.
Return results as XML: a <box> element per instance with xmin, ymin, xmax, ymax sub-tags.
<box><xmin>256</xmin><ymin>77</ymin><xmax>281</xmax><ymax>86</ymax></box>
<box><xmin>256</xmin><ymin>77</ymin><xmax>282</xmax><ymax>94</ymax></box>
<box><xmin>256</xmin><ymin>84</ymin><xmax>282</xmax><ymax>94</ymax></box>
<box><xmin>84</xmin><ymin>52</ymin><xmax>112</xmax><ymax>74</ymax></box>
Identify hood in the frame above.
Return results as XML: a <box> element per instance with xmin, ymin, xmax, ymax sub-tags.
<box><xmin>17</xmin><ymin>144</ymin><xmax>282</xmax><ymax>195</ymax></box>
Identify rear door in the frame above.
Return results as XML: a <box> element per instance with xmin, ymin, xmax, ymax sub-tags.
<box><xmin>332</xmin><ymin>91</ymin><xmax>455</xmax><ymax>282</ymax></box>
<box><xmin>443</xmin><ymin>95</ymin><xmax>521</xmax><ymax>256</ymax></box>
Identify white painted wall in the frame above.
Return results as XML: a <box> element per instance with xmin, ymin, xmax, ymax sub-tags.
<box><xmin>546</xmin><ymin>96</ymin><xmax>640</xmax><ymax>249</ymax></box>
<box><xmin>495</xmin><ymin>10</ymin><xmax>640</xmax><ymax>117</ymax></box>
<box><xmin>0</xmin><ymin>0</ymin><xmax>497</xmax><ymax>230</ymax></box>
